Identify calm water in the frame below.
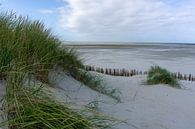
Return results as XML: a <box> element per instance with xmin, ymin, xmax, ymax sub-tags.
<box><xmin>75</xmin><ymin>43</ymin><xmax>195</xmax><ymax>74</ymax></box>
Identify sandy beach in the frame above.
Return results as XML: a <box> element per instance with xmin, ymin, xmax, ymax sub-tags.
<box><xmin>75</xmin><ymin>44</ymin><xmax>195</xmax><ymax>75</ymax></box>
<box><xmin>1</xmin><ymin>3</ymin><xmax>195</xmax><ymax>128</ymax></box>
<box><xmin>0</xmin><ymin>47</ymin><xmax>195</xmax><ymax>128</ymax></box>
<box><xmin>48</xmin><ymin>71</ymin><xmax>195</xmax><ymax>129</ymax></box>
<box><xmin>1</xmin><ymin>43</ymin><xmax>195</xmax><ymax>128</ymax></box>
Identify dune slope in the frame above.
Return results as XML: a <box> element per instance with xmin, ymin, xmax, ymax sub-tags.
<box><xmin>50</xmin><ymin>72</ymin><xmax>195</xmax><ymax>129</ymax></box>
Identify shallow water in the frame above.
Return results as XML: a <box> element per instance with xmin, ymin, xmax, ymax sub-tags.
<box><xmin>76</xmin><ymin>43</ymin><xmax>195</xmax><ymax>74</ymax></box>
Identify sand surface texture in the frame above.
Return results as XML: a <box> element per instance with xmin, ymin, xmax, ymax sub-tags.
<box><xmin>50</xmin><ymin>71</ymin><xmax>195</xmax><ymax>129</ymax></box>
<box><xmin>1</xmin><ymin>71</ymin><xmax>195</xmax><ymax>129</ymax></box>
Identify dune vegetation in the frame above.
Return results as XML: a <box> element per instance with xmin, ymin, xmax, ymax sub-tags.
<box><xmin>147</xmin><ymin>66</ymin><xmax>180</xmax><ymax>88</ymax></box>
<box><xmin>0</xmin><ymin>12</ymin><xmax>118</xmax><ymax>129</ymax></box>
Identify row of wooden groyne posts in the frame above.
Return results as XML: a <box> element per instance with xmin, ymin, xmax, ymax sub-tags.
<box><xmin>84</xmin><ymin>65</ymin><xmax>195</xmax><ymax>82</ymax></box>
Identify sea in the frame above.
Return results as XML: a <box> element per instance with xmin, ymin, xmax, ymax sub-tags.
<box><xmin>68</xmin><ymin>43</ymin><xmax>195</xmax><ymax>75</ymax></box>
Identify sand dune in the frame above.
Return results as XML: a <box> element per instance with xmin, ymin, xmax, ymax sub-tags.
<box><xmin>1</xmin><ymin>71</ymin><xmax>195</xmax><ymax>129</ymax></box>
<box><xmin>50</xmin><ymin>71</ymin><xmax>195</xmax><ymax>129</ymax></box>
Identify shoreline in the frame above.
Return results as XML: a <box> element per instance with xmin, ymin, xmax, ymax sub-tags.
<box><xmin>62</xmin><ymin>42</ymin><xmax>195</xmax><ymax>47</ymax></box>
<box><xmin>62</xmin><ymin>43</ymin><xmax>195</xmax><ymax>49</ymax></box>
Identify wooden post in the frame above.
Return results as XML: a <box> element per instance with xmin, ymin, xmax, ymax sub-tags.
<box><xmin>119</xmin><ymin>69</ymin><xmax>121</xmax><ymax>76</ymax></box>
<box><xmin>189</xmin><ymin>74</ymin><xmax>192</xmax><ymax>81</ymax></box>
<box><xmin>180</xmin><ymin>74</ymin><xmax>183</xmax><ymax>80</ymax></box>
<box><xmin>111</xmin><ymin>69</ymin><xmax>114</xmax><ymax>76</ymax></box>
<box><xmin>177</xmin><ymin>72</ymin><xmax>180</xmax><ymax>79</ymax></box>
<box><xmin>100</xmin><ymin>68</ymin><xmax>104</xmax><ymax>73</ymax></box>
<box><xmin>133</xmin><ymin>69</ymin><xmax>136</xmax><ymax>75</ymax></box>
<box><xmin>98</xmin><ymin>67</ymin><xmax>100</xmax><ymax>72</ymax></box>
<box><xmin>113</xmin><ymin>69</ymin><xmax>116</xmax><ymax>76</ymax></box>
<box><xmin>109</xmin><ymin>68</ymin><xmax>112</xmax><ymax>75</ymax></box>
<box><xmin>124</xmin><ymin>69</ymin><xmax>127</xmax><ymax>76</ymax></box>
<box><xmin>130</xmin><ymin>70</ymin><xmax>133</xmax><ymax>76</ymax></box>
<box><xmin>184</xmin><ymin>74</ymin><xmax>187</xmax><ymax>80</ymax></box>
<box><xmin>174</xmin><ymin>73</ymin><xmax>177</xmax><ymax>79</ymax></box>
<box><xmin>127</xmin><ymin>70</ymin><xmax>130</xmax><ymax>77</ymax></box>
<box><xmin>116</xmin><ymin>69</ymin><xmax>119</xmax><ymax>76</ymax></box>
<box><xmin>123</xmin><ymin>69</ymin><xmax>125</xmax><ymax>76</ymax></box>
<box><xmin>105</xmin><ymin>68</ymin><xmax>108</xmax><ymax>74</ymax></box>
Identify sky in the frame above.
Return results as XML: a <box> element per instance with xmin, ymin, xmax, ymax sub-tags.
<box><xmin>1</xmin><ymin>0</ymin><xmax>195</xmax><ymax>43</ymax></box>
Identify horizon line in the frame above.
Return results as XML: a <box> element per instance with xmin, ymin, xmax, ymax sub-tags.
<box><xmin>62</xmin><ymin>41</ymin><xmax>195</xmax><ymax>45</ymax></box>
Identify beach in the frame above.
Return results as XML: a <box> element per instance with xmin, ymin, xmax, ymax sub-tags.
<box><xmin>1</xmin><ymin>69</ymin><xmax>195</xmax><ymax>129</ymax></box>
<box><xmin>1</xmin><ymin>6</ymin><xmax>195</xmax><ymax>128</ymax></box>
<box><xmin>53</xmin><ymin>43</ymin><xmax>195</xmax><ymax>129</ymax></box>
<box><xmin>49</xmin><ymin>70</ymin><xmax>195</xmax><ymax>129</ymax></box>
<box><xmin>73</xmin><ymin>43</ymin><xmax>195</xmax><ymax>75</ymax></box>
<box><xmin>1</xmin><ymin>43</ymin><xmax>195</xmax><ymax>129</ymax></box>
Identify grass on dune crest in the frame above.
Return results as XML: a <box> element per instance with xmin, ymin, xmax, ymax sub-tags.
<box><xmin>0</xmin><ymin>12</ymin><xmax>83</xmax><ymax>83</ymax></box>
<box><xmin>0</xmin><ymin>12</ymin><xmax>120</xmax><ymax>128</ymax></box>
<box><xmin>147</xmin><ymin>66</ymin><xmax>180</xmax><ymax>88</ymax></box>
<box><xmin>0</xmin><ymin>12</ymin><xmax>117</xmax><ymax>99</ymax></box>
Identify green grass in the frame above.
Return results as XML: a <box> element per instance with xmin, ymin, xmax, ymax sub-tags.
<box><xmin>0</xmin><ymin>12</ymin><xmax>83</xmax><ymax>82</ymax></box>
<box><xmin>0</xmin><ymin>12</ymin><xmax>120</xmax><ymax>128</ymax></box>
<box><xmin>0</xmin><ymin>12</ymin><xmax>112</xmax><ymax>95</ymax></box>
<box><xmin>147</xmin><ymin>66</ymin><xmax>180</xmax><ymax>88</ymax></box>
<box><xmin>2</xmin><ymin>75</ymin><xmax>117</xmax><ymax>129</ymax></box>
<box><xmin>73</xmin><ymin>70</ymin><xmax>121</xmax><ymax>101</ymax></box>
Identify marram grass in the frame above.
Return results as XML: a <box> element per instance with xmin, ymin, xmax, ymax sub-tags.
<box><xmin>0</xmin><ymin>12</ymin><xmax>83</xmax><ymax>82</ymax></box>
<box><xmin>2</xmin><ymin>78</ymin><xmax>117</xmax><ymax>129</ymax></box>
<box><xmin>0</xmin><ymin>12</ymin><xmax>113</xmax><ymax>98</ymax></box>
<box><xmin>147</xmin><ymin>66</ymin><xmax>180</xmax><ymax>88</ymax></box>
<box><xmin>0</xmin><ymin>12</ymin><xmax>120</xmax><ymax>128</ymax></box>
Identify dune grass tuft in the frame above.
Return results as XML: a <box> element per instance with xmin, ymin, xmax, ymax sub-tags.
<box><xmin>147</xmin><ymin>66</ymin><xmax>180</xmax><ymax>88</ymax></box>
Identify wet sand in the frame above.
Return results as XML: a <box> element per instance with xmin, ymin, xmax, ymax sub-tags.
<box><xmin>69</xmin><ymin>43</ymin><xmax>195</xmax><ymax>74</ymax></box>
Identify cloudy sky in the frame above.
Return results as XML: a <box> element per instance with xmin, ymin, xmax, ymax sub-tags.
<box><xmin>1</xmin><ymin>0</ymin><xmax>195</xmax><ymax>43</ymax></box>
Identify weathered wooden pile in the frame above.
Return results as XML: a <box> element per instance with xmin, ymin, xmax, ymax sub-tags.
<box><xmin>84</xmin><ymin>65</ymin><xmax>195</xmax><ymax>82</ymax></box>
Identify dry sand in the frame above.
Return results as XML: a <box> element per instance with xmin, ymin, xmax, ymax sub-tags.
<box><xmin>1</xmin><ymin>71</ymin><xmax>195</xmax><ymax>129</ymax></box>
<box><xmin>50</xmin><ymin>71</ymin><xmax>195</xmax><ymax>129</ymax></box>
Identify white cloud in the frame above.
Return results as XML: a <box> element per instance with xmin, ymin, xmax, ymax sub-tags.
<box><xmin>38</xmin><ymin>9</ymin><xmax>54</xmax><ymax>14</ymax></box>
<box><xmin>57</xmin><ymin>0</ymin><xmax>195</xmax><ymax>42</ymax></box>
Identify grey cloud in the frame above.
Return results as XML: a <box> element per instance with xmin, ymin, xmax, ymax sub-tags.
<box><xmin>58</xmin><ymin>0</ymin><xmax>195</xmax><ymax>41</ymax></box>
